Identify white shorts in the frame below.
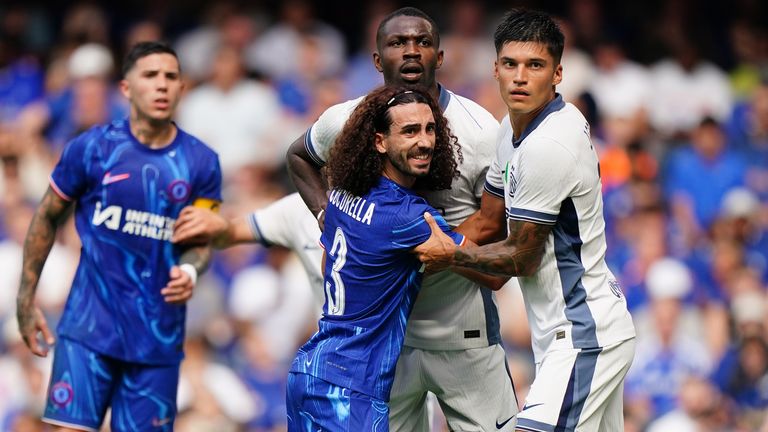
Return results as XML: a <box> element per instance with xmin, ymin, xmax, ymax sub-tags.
<box><xmin>389</xmin><ymin>344</ymin><xmax>518</xmax><ymax>432</ymax></box>
<box><xmin>517</xmin><ymin>337</ymin><xmax>636</xmax><ymax>432</ymax></box>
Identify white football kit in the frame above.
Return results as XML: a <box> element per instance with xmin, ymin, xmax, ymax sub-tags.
<box><xmin>485</xmin><ymin>95</ymin><xmax>636</xmax><ymax>432</ymax></box>
<box><xmin>306</xmin><ymin>85</ymin><xmax>518</xmax><ymax>432</ymax></box>
<box><xmin>247</xmin><ymin>192</ymin><xmax>324</xmax><ymax>304</ymax></box>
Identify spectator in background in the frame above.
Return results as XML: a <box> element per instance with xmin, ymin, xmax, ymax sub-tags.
<box><xmin>177</xmin><ymin>43</ymin><xmax>283</xmax><ymax>174</ymax></box>
<box><xmin>664</xmin><ymin>117</ymin><xmax>747</xmax><ymax>252</ymax></box>
<box><xmin>19</xmin><ymin>43</ymin><xmax>128</xmax><ymax>153</ymax></box>
<box><xmin>649</xmin><ymin>38</ymin><xmax>733</xmax><ymax>138</ymax></box>
<box><xmin>555</xmin><ymin>18</ymin><xmax>595</xmax><ymax>104</ymax></box>
<box><xmin>711</xmin><ymin>289</ymin><xmax>768</xmax><ymax>422</ymax></box>
<box><xmin>245</xmin><ymin>0</ymin><xmax>345</xmax><ymax>82</ymax></box>
<box><xmin>589</xmin><ymin>36</ymin><xmax>651</xmax><ymax>125</ymax></box>
<box><xmin>646</xmin><ymin>376</ymin><xmax>732</xmax><ymax>432</ymax></box>
<box><xmin>727</xmin><ymin>80</ymin><xmax>768</xmax><ymax>202</ymax></box>
<box><xmin>626</xmin><ymin>258</ymin><xmax>715</xmax><ymax>423</ymax></box>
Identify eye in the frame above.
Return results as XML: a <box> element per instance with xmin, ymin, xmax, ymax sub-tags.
<box><xmin>389</xmin><ymin>39</ymin><xmax>404</xmax><ymax>47</ymax></box>
<box><xmin>418</xmin><ymin>39</ymin><xmax>432</xmax><ymax>47</ymax></box>
<box><xmin>530</xmin><ymin>62</ymin><xmax>544</xmax><ymax>69</ymax></box>
<box><xmin>426</xmin><ymin>124</ymin><xmax>436</xmax><ymax>133</ymax></box>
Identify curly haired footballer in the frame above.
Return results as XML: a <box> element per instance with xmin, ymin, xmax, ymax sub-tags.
<box><xmin>326</xmin><ymin>85</ymin><xmax>461</xmax><ymax>197</ymax></box>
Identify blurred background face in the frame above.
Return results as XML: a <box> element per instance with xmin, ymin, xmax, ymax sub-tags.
<box><xmin>374</xmin><ymin>16</ymin><xmax>443</xmax><ymax>87</ymax></box>
<box><xmin>121</xmin><ymin>53</ymin><xmax>183</xmax><ymax>123</ymax></box>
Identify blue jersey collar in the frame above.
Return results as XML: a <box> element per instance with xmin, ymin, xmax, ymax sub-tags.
<box><xmin>512</xmin><ymin>93</ymin><xmax>565</xmax><ymax>148</ymax></box>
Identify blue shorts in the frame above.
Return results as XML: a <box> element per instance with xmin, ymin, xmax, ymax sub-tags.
<box><xmin>42</xmin><ymin>337</ymin><xmax>180</xmax><ymax>432</ymax></box>
<box><xmin>286</xmin><ymin>372</ymin><xmax>389</xmax><ymax>432</ymax></box>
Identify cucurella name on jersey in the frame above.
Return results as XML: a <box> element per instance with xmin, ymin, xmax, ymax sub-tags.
<box><xmin>328</xmin><ymin>189</ymin><xmax>376</xmax><ymax>226</ymax></box>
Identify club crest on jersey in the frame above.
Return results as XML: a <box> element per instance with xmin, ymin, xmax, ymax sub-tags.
<box><xmin>609</xmin><ymin>279</ymin><xmax>624</xmax><ymax>298</ymax></box>
<box><xmin>168</xmin><ymin>180</ymin><xmax>191</xmax><ymax>203</ymax></box>
<box><xmin>50</xmin><ymin>381</ymin><xmax>74</xmax><ymax>408</ymax></box>
<box><xmin>504</xmin><ymin>162</ymin><xmax>518</xmax><ymax>199</ymax></box>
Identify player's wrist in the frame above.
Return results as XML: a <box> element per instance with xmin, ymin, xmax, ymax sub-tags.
<box><xmin>179</xmin><ymin>263</ymin><xmax>198</xmax><ymax>285</ymax></box>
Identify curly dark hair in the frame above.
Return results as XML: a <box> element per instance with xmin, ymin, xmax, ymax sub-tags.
<box><xmin>326</xmin><ymin>85</ymin><xmax>461</xmax><ymax>197</ymax></box>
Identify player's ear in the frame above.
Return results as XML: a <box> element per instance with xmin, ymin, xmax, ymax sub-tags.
<box><xmin>373</xmin><ymin>52</ymin><xmax>383</xmax><ymax>73</ymax></box>
<box><xmin>494</xmin><ymin>60</ymin><xmax>499</xmax><ymax>81</ymax></box>
<box><xmin>375</xmin><ymin>132</ymin><xmax>387</xmax><ymax>154</ymax></box>
<box><xmin>119</xmin><ymin>79</ymin><xmax>130</xmax><ymax>99</ymax></box>
<box><xmin>553</xmin><ymin>63</ymin><xmax>563</xmax><ymax>86</ymax></box>
<box><xmin>435</xmin><ymin>49</ymin><xmax>444</xmax><ymax>70</ymax></box>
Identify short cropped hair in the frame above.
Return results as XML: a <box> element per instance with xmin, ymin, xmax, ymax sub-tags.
<box><xmin>122</xmin><ymin>41</ymin><xmax>179</xmax><ymax>78</ymax></box>
<box><xmin>376</xmin><ymin>7</ymin><xmax>440</xmax><ymax>51</ymax></box>
<box><xmin>493</xmin><ymin>9</ymin><xmax>564</xmax><ymax>64</ymax></box>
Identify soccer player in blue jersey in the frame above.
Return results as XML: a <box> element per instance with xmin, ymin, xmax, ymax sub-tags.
<box><xmin>287</xmin><ymin>8</ymin><xmax>518</xmax><ymax>432</ymax></box>
<box><xmin>285</xmin><ymin>85</ymin><xmax>465</xmax><ymax>431</ymax></box>
<box><xmin>16</xmin><ymin>41</ymin><xmax>222</xmax><ymax>432</ymax></box>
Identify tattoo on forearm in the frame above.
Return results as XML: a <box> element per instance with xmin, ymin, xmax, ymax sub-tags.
<box><xmin>453</xmin><ymin>220</ymin><xmax>551</xmax><ymax>277</ymax></box>
<box><xmin>18</xmin><ymin>188</ymin><xmax>71</xmax><ymax>324</ymax></box>
<box><xmin>180</xmin><ymin>245</ymin><xmax>212</xmax><ymax>274</ymax></box>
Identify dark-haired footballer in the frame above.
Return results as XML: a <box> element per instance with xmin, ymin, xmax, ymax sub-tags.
<box><xmin>16</xmin><ymin>41</ymin><xmax>221</xmax><ymax>431</ymax></box>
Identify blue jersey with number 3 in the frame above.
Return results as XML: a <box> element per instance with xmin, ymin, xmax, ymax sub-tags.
<box><xmin>290</xmin><ymin>177</ymin><xmax>463</xmax><ymax>401</ymax></box>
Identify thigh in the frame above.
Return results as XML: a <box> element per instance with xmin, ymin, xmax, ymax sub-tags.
<box><xmin>287</xmin><ymin>372</ymin><xmax>389</xmax><ymax>432</ymax></box>
<box><xmin>389</xmin><ymin>346</ymin><xmax>430</xmax><ymax>432</ymax></box>
<box><xmin>426</xmin><ymin>345</ymin><xmax>519</xmax><ymax>432</ymax></box>
<box><xmin>42</xmin><ymin>337</ymin><xmax>116</xmax><ymax>431</ymax></box>
<box><xmin>109</xmin><ymin>361</ymin><xmax>180</xmax><ymax>432</ymax></box>
<box><xmin>517</xmin><ymin>339</ymin><xmax>635</xmax><ymax>432</ymax></box>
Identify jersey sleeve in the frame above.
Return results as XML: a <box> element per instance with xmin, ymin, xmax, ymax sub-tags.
<box><xmin>247</xmin><ymin>193</ymin><xmax>311</xmax><ymax>248</ymax></box>
<box><xmin>306</xmin><ymin>100</ymin><xmax>358</xmax><ymax>166</ymax></box>
<box><xmin>483</xmin><ymin>116</ymin><xmax>509</xmax><ymax>200</ymax></box>
<box><xmin>391</xmin><ymin>208</ymin><xmax>464</xmax><ymax>250</ymax></box>
<box><xmin>193</xmin><ymin>151</ymin><xmax>223</xmax><ymax>204</ymax></box>
<box><xmin>49</xmin><ymin>132</ymin><xmax>93</xmax><ymax>201</ymax></box>
<box><xmin>508</xmin><ymin>137</ymin><xmax>578</xmax><ymax>225</ymax></box>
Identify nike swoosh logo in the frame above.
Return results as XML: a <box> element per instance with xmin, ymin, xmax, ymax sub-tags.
<box><xmin>522</xmin><ymin>403</ymin><xmax>544</xmax><ymax>411</ymax></box>
<box><xmin>151</xmin><ymin>417</ymin><xmax>172</xmax><ymax>427</ymax></box>
<box><xmin>496</xmin><ymin>415</ymin><xmax>515</xmax><ymax>429</ymax></box>
<box><xmin>102</xmin><ymin>172</ymin><xmax>131</xmax><ymax>185</ymax></box>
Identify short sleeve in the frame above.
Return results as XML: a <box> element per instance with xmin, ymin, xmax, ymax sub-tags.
<box><xmin>508</xmin><ymin>137</ymin><xmax>577</xmax><ymax>225</ymax></box>
<box><xmin>484</xmin><ymin>156</ymin><xmax>505</xmax><ymax>199</ymax></box>
<box><xmin>50</xmin><ymin>133</ymin><xmax>93</xmax><ymax>201</ymax></box>
<box><xmin>306</xmin><ymin>99</ymin><xmax>359</xmax><ymax>165</ymax></box>
<box><xmin>193</xmin><ymin>152</ymin><xmax>223</xmax><ymax>203</ymax></box>
<box><xmin>248</xmin><ymin>193</ymin><xmax>312</xmax><ymax>248</ymax></box>
<box><xmin>391</xmin><ymin>208</ymin><xmax>464</xmax><ymax>250</ymax></box>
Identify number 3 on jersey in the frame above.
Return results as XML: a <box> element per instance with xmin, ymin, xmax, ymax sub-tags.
<box><xmin>325</xmin><ymin>227</ymin><xmax>347</xmax><ymax>315</ymax></box>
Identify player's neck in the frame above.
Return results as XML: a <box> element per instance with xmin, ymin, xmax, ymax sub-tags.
<box><xmin>129</xmin><ymin>116</ymin><xmax>177</xmax><ymax>149</ymax></box>
<box><xmin>381</xmin><ymin>163</ymin><xmax>416</xmax><ymax>189</ymax></box>
<box><xmin>508</xmin><ymin>94</ymin><xmax>555</xmax><ymax>141</ymax></box>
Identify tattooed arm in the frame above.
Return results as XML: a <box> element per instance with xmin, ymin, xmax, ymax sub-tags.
<box><xmin>17</xmin><ymin>187</ymin><xmax>73</xmax><ymax>356</ymax></box>
<box><xmin>161</xmin><ymin>244</ymin><xmax>213</xmax><ymax>305</ymax></box>
<box><xmin>417</xmin><ymin>213</ymin><xmax>551</xmax><ymax>278</ymax></box>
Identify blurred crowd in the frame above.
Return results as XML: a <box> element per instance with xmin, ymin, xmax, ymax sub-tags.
<box><xmin>1</xmin><ymin>0</ymin><xmax>767</xmax><ymax>431</ymax></box>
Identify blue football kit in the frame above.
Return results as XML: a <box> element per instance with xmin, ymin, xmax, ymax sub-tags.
<box><xmin>42</xmin><ymin>119</ymin><xmax>221</xmax><ymax>431</ymax></box>
<box><xmin>287</xmin><ymin>177</ymin><xmax>464</xmax><ymax>431</ymax></box>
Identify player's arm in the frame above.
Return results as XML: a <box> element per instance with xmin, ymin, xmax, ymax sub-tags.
<box><xmin>455</xmin><ymin>191</ymin><xmax>507</xmax><ymax>245</ymax></box>
<box><xmin>443</xmin><ymin>238</ymin><xmax>509</xmax><ymax>291</ymax></box>
<box><xmin>286</xmin><ymin>132</ymin><xmax>328</xmax><ymax>226</ymax></box>
<box><xmin>172</xmin><ymin>207</ymin><xmax>253</xmax><ymax>249</ymax></box>
<box><xmin>163</xmin><ymin>198</ymin><xmax>220</xmax><ymax>305</ymax></box>
<box><xmin>417</xmin><ymin>213</ymin><xmax>551</xmax><ymax>278</ymax></box>
<box><xmin>17</xmin><ymin>186</ymin><xmax>72</xmax><ymax>356</ymax></box>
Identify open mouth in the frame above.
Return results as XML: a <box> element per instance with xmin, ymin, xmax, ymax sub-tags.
<box><xmin>400</xmin><ymin>62</ymin><xmax>424</xmax><ymax>80</ymax></box>
<box><xmin>510</xmin><ymin>89</ymin><xmax>529</xmax><ymax>97</ymax></box>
